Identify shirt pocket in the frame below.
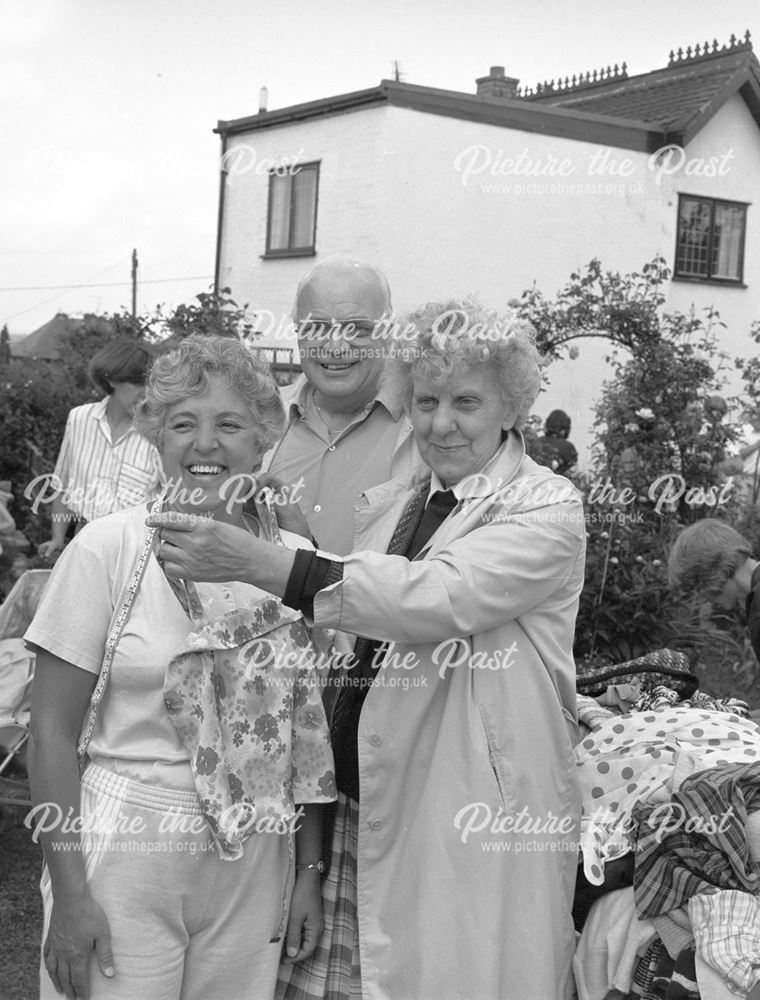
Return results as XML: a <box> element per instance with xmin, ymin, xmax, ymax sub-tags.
<box><xmin>117</xmin><ymin>462</ymin><xmax>157</xmax><ymax>506</ymax></box>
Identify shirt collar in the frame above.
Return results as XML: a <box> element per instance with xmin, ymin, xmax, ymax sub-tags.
<box><xmin>429</xmin><ymin>470</ymin><xmax>465</xmax><ymax>502</ymax></box>
<box><xmin>92</xmin><ymin>397</ymin><xmax>110</xmax><ymax>422</ymax></box>
<box><xmin>287</xmin><ymin>374</ymin><xmax>403</xmax><ymax>422</ymax></box>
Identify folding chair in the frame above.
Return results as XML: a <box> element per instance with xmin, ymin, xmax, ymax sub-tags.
<box><xmin>0</xmin><ymin>570</ymin><xmax>51</xmax><ymax>824</ymax></box>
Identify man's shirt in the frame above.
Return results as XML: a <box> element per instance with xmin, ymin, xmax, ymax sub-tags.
<box><xmin>265</xmin><ymin>376</ymin><xmax>417</xmax><ymax>555</ymax></box>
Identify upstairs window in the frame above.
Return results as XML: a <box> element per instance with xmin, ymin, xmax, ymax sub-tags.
<box><xmin>265</xmin><ymin>161</ymin><xmax>319</xmax><ymax>256</ymax></box>
<box><xmin>674</xmin><ymin>194</ymin><xmax>747</xmax><ymax>284</ymax></box>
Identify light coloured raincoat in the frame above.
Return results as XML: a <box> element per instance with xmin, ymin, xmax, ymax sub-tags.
<box><xmin>314</xmin><ymin>432</ymin><xmax>585</xmax><ymax>1000</ymax></box>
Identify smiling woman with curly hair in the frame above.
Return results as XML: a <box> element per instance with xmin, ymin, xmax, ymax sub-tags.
<box><xmin>26</xmin><ymin>334</ymin><xmax>336</xmax><ymax>1000</ymax></box>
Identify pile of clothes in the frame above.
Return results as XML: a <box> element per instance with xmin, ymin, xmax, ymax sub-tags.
<box><xmin>573</xmin><ymin>651</ymin><xmax>760</xmax><ymax>999</ymax></box>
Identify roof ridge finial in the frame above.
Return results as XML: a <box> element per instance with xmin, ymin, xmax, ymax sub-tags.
<box><xmin>669</xmin><ymin>31</ymin><xmax>753</xmax><ymax>66</ymax></box>
<box><xmin>521</xmin><ymin>57</ymin><xmax>629</xmax><ymax>99</ymax></box>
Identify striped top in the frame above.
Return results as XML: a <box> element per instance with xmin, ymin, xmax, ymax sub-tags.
<box><xmin>52</xmin><ymin>398</ymin><xmax>163</xmax><ymax>522</ymax></box>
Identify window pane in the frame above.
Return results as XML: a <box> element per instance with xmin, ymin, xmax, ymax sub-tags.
<box><xmin>712</xmin><ymin>203</ymin><xmax>744</xmax><ymax>279</ymax></box>
<box><xmin>676</xmin><ymin>199</ymin><xmax>711</xmax><ymax>277</ymax></box>
<box><xmin>268</xmin><ymin>174</ymin><xmax>291</xmax><ymax>251</ymax></box>
<box><xmin>290</xmin><ymin>167</ymin><xmax>317</xmax><ymax>249</ymax></box>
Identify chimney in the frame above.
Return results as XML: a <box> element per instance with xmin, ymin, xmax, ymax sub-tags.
<box><xmin>476</xmin><ymin>65</ymin><xmax>519</xmax><ymax>99</ymax></box>
<box><xmin>259</xmin><ymin>86</ymin><xmax>268</xmax><ymax>113</ymax></box>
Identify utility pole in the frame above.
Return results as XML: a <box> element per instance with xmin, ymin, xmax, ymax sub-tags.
<box><xmin>131</xmin><ymin>249</ymin><xmax>138</xmax><ymax>317</ymax></box>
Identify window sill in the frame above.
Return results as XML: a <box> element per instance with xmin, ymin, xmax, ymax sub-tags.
<box><xmin>261</xmin><ymin>249</ymin><xmax>317</xmax><ymax>260</ymax></box>
<box><xmin>672</xmin><ymin>275</ymin><xmax>747</xmax><ymax>289</ymax></box>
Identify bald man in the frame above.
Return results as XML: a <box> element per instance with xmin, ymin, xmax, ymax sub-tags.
<box><xmin>265</xmin><ymin>258</ymin><xmax>419</xmax><ymax>555</ymax></box>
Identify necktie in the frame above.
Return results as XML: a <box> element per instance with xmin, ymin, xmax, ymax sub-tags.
<box><xmin>407</xmin><ymin>489</ymin><xmax>458</xmax><ymax>560</ymax></box>
<box><xmin>330</xmin><ymin>487</ymin><xmax>459</xmax><ymax>799</ymax></box>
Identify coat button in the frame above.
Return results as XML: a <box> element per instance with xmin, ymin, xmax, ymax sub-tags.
<box><xmin>353</xmin><ymin>505</ymin><xmax>360</xmax><ymax>512</ymax></box>
<box><xmin>369</xmin><ymin>819</ymin><xmax>383</xmax><ymax>830</ymax></box>
<box><xmin>328</xmin><ymin>445</ymin><xmax>336</xmax><ymax>452</ymax></box>
<box><xmin>369</xmin><ymin>735</ymin><xmax>382</xmax><ymax>746</ymax></box>
<box><xmin>313</xmin><ymin>504</ymin><xmax>322</xmax><ymax>512</ymax></box>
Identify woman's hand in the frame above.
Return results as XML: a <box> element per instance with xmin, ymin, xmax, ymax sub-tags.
<box><xmin>257</xmin><ymin>473</ymin><xmax>312</xmax><ymax>541</ymax></box>
<box><xmin>38</xmin><ymin>538</ymin><xmax>64</xmax><ymax>561</ymax></box>
<box><xmin>44</xmin><ymin>891</ymin><xmax>115</xmax><ymax>1000</ymax></box>
<box><xmin>283</xmin><ymin>871</ymin><xmax>324</xmax><ymax>963</ymax></box>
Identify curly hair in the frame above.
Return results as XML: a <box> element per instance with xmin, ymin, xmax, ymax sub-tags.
<box><xmin>134</xmin><ymin>334</ymin><xmax>286</xmax><ymax>449</ymax></box>
<box><xmin>383</xmin><ymin>298</ymin><xmax>542</xmax><ymax>424</ymax></box>
<box><xmin>667</xmin><ymin>518</ymin><xmax>752</xmax><ymax>598</ymax></box>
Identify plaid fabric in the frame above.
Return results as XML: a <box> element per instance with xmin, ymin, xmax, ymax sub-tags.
<box><xmin>688</xmin><ymin>889</ymin><xmax>760</xmax><ymax>994</ymax></box>
<box><xmin>276</xmin><ymin>793</ymin><xmax>361</xmax><ymax>1000</ymax></box>
<box><xmin>576</xmin><ymin>650</ymin><xmax>697</xmax><ymax>698</ymax></box>
<box><xmin>634</xmin><ymin>761</ymin><xmax>760</xmax><ymax>919</ymax></box>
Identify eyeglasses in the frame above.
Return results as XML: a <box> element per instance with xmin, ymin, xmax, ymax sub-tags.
<box><xmin>296</xmin><ymin>319</ymin><xmax>378</xmax><ymax>344</ymax></box>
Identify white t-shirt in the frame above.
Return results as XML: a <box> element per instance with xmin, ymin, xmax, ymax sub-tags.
<box><xmin>25</xmin><ymin>504</ymin><xmax>309</xmax><ymax>789</ymax></box>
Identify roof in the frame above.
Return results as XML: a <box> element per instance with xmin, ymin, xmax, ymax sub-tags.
<box><xmin>215</xmin><ymin>32</ymin><xmax>760</xmax><ymax>151</ymax></box>
<box><xmin>217</xmin><ymin>81</ymin><xmax>663</xmax><ymax>153</ymax></box>
<box><xmin>525</xmin><ymin>33</ymin><xmax>760</xmax><ymax>144</ymax></box>
<box><xmin>11</xmin><ymin>313</ymin><xmax>84</xmax><ymax>360</ymax></box>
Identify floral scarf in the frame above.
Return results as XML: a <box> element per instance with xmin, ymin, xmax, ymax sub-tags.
<box><xmin>162</xmin><ymin>496</ymin><xmax>336</xmax><ymax>860</ymax></box>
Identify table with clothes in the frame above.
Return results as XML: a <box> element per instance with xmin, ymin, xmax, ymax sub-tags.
<box><xmin>572</xmin><ymin>652</ymin><xmax>760</xmax><ymax>1000</ymax></box>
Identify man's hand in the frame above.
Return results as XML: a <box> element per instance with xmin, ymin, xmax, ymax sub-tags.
<box><xmin>145</xmin><ymin>511</ymin><xmax>297</xmax><ymax>596</ymax></box>
<box><xmin>282</xmin><ymin>872</ymin><xmax>324</xmax><ymax>964</ymax></box>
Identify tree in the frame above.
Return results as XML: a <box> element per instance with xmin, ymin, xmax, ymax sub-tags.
<box><xmin>0</xmin><ymin>325</ymin><xmax>10</xmax><ymax>366</ymax></box>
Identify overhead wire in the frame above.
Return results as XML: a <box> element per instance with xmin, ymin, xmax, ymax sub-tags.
<box><xmin>1</xmin><ymin>263</ymin><xmax>214</xmax><ymax>325</ymax></box>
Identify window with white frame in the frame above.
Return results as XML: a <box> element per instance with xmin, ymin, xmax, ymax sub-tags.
<box><xmin>674</xmin><ymin>194</ymin><xmax>747</xmax><ymax>283</ymax></box>
<box><xmin>265</xmin><ymin>162</ymin><xmax>319</xmax><ymax>256</ymax></box>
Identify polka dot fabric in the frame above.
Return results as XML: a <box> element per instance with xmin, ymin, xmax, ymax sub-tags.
<box><xmin>576</xmin><ymin>707</ymin><xmax>760</xmax><ymax>884</ymax></box>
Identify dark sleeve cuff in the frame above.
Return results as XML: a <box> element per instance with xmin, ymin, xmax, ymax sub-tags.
<box><xmin>282</xmin><ymin>549</ymin><xmax>343</xmax><ymax>617</ymax></box>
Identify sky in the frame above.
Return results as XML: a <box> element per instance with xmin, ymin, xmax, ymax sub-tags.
<box><xmin>2</xmin><ymin>0</ymin><xmax>759</xmax><ymax>335</ymax></box>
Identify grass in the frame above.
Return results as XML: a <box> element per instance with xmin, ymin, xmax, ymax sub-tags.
<box><xmin>0</xmin><ymin>765</ymin><xmax>42</xmax><ymax>1000</ymax></box>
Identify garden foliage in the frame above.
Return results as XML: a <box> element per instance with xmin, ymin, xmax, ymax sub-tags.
<box><xmin>0</xmin><ymin>289</ymin><xmax>256</xmax><ymax>559</ymax></box>
<box><xmin>518</xmin><ymin>258</ymin><xmax>759</xmax><ymax>699</ymax></box>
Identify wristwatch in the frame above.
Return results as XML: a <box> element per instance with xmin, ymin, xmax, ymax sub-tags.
<box><xmin>295</xmin><ymin>860</ymin><xmax>325</xmax><ymax>873</ymax></box>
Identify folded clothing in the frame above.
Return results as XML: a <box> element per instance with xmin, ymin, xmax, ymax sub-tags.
<box><xmin>688</xmin><ymin>890</ymin><xmax>760</xmax><ymax>996</ymax></box>
<box><xmin>576</xmin><ymin>651</ymin><xmax>697</xmax><ymax>699</ymax></box>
